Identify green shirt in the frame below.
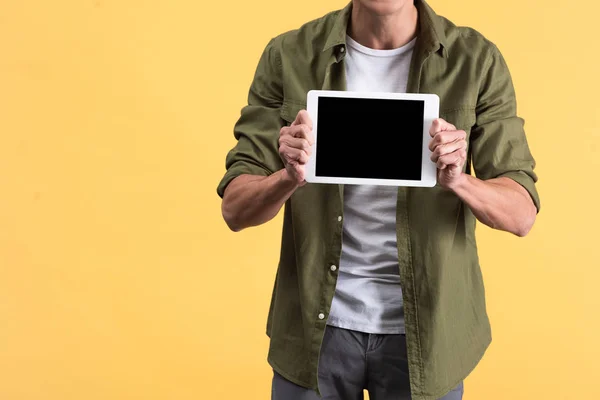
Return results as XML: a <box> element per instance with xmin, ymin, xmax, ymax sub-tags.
<box><xmin>216</xmin><ymin>1</ymin><xmax>540</xmax><ymax>398</ymax></box>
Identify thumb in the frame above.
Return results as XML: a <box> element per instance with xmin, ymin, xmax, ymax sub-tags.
<box><xmin>291</xmin><ymin>110</ymin><xmax>313</xmax><ymax>129</ymax></box>
<box><xmin>429</xmin><ymin>118</ymin><xmax>456</xmax><ymax>136</ymax></box>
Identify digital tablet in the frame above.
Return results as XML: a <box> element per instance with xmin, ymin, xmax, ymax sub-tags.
<box><xmin>305</xmin><ymin>90</ymin><xmax>439</xmax><ymax>187</ymax></box>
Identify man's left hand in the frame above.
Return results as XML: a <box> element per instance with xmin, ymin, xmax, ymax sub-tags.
<box><xmin>429</xmin><ymin>118</ymin><xmax>468</xmax><ymax>190</ymax></box>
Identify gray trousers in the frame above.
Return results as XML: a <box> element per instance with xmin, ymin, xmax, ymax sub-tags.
<box><xmin>272</xmin><ymin>325</ymin><xmax>463</xmax><ymax>400</ymax></box>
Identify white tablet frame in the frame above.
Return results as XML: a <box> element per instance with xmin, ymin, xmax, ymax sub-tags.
<box><xmin>305</xmin><ymin>90</ymin><xmax>439</xmax><ymax>187</ymax></box>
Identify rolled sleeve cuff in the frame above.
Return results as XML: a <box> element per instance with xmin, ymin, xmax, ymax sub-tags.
<box><xmin>496</xmin><ymin>170</ymin><xmax>541</xmax><ymax>213</ymax></box>
<box><xmin>216</xmin><ymin>161</ymin><xmax>273</xmax><ymax>198</ymax></box>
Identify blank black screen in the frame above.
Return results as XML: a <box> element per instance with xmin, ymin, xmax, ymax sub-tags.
<box><xmin>315</xmin><ymin>97</ymin><xmax>423</xmax><ymax>180</ymax></box>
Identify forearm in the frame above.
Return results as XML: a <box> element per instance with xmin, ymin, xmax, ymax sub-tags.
<box><xmin>450</xmin><ymin>174</ymin><xmax>537</xmax><ymax>236</ymax></box>
<box><xmin>221</xmin><ymin>169</ymin><xmax>299</xmax><ymax>231</ymax></box>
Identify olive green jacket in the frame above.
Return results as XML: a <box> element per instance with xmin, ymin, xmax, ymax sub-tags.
<box><xmin>217</xmin><ymin>1</ymin><xmax>540</xmax><ymax>398</ymax></box>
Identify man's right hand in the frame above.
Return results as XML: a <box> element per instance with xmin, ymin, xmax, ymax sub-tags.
<box><xmin>279</xmin><ymin>110</ymin><xmax>314</xmax><ymax>186</ymax></box>
<box><xmin>221</xmin><ymin>110</ymin><xmax>314</xmax><ymax>231</ymax></box>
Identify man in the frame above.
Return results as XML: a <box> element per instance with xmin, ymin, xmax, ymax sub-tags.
<box><xmin>217</xmin><ymin>0</ymin><xmax>540</xmax><ymax>399</ymax></box>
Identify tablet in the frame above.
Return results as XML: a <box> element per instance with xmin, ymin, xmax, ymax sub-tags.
<box><xmin>305</xmin><ymin>90</ymin><xmax>439</xmax><ymax>187</ymax></box>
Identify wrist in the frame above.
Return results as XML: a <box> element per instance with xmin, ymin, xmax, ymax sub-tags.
<box><xmin>279</xmin><ymin>169</ymin><xmax>301</xmax><ymax>189</ymax></box>
<box><xmin>447</xmin><ymin>173</ymin><xmax>469</xmax><ymax>192</ymax></box>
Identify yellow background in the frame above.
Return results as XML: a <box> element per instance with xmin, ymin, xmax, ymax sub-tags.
<box><xmin>0</xmin><ymin>0</ymin><xmax>598</xmax><ymax>399</ymax></box>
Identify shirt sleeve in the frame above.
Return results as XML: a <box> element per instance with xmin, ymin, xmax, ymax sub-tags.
<box><xmin>216</xmin><ymin>38</ymin><xmax>286</xmax><ymax>198</ymax></box>
<box><xmin>469</xmin><ymin>44</ymin><xmax>541</xmax><ymax>212</ymax></box>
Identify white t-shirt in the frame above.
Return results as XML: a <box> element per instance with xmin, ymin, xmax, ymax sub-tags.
<box><xmin>326</xmin><ymin>34</ymin><xmax>417</xmax><ymax>334</ymax></box>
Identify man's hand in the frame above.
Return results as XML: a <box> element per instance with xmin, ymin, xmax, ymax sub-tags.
<box><xmin>427</xmin><ymin>117</ymin><xmax>536</xmax><ymax>236</ymax></box>
<box><xmin>279</xmin><ymin>110</ymin><xmax>314</xmax><ymax>186</ymax></box>
<box><xmin>429</xmin><ymin>118</ymin><xmax>468</xmax><ymax>190</ymax></box>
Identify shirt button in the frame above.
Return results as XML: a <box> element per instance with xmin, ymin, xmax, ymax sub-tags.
<box><xmin>340</xmin><ymin>46</ymin><xmax>345</xmax><ymax>53</ymax></box>
<box><xmin>337</xmin><ymin>215</ymin><xmax>342</xmax><ymax>222</ymax></box>
<box><xmin>318</xmin><ymin>313</ymin><xmax>325</xmax><ymax>320</ymax></box>
<box><xmin>330</xmin><ymin>265</ymin><xmax>337</xmax><ymax>272</ymax></box>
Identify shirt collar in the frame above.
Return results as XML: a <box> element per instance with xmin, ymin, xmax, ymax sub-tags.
<box><xmin>322</xmin><ymin>0</ymin><xmax>448</xmax><ymax>58</ymax></box>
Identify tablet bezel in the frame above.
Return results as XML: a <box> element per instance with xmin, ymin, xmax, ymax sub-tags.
<box><xmin>305</xmin><ymin>90</ymin><xmax>439</xmax><ymax>187</ymax></box>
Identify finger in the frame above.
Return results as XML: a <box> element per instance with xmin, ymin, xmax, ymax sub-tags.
<box><xmin>428</xmin><ymin>130</ymin><xmax>466</xmax><ymax>151</ymax></box>
<box><xmin>279</xmin><ymin>136</ymin><xmax>312</xmax><ymax>154</ymax></box>
<box><xmin>436</xmin><ymin>149</ymin><xmax>466</xmax><ymax>169</ymax></box>
<box><xmin>430</xmin><ymin>139</ymin><xmax>467</xmax><ymax>161</ymax></box>
<box><xmin>288</xmin><ymin>124</ymin><xmax>315</xmax><ymax>145</ymax></box>
<box><xmin>429</xmin><ymin>118</ymin><xmax>457</xmax><ymax>136</ymax></box>
<box><xmin>436</xmin><ymin>149</ymin><xmax>466</xmax><ymax>168</ymax></box>
<box><xmin>288</xmin><ymin>148</ymin><xmax>310</xmax><ymax>165</ymax></box>
<box><xmin>280</xmin><ymin>145</ymin><xmax>310</xmax><ymax>165</ymax></box>
<box><xmin>429</xmin><ymin>118</ymin><xmax>442</xmax><ymax>136</ymax></box>
<box><xmin>280</xmin><ymin>125</ymin><xmax>314</xmax><ymax>146</ymax></box>
<box><xmin>280</xmin><ymin>125</ymin><xmax>290</xmax><ymax>138</ymax></box>
<box><xmin>291</xmin><ymin>110</ymin><xmax>313</xmax><ymax>130</ymax></box>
